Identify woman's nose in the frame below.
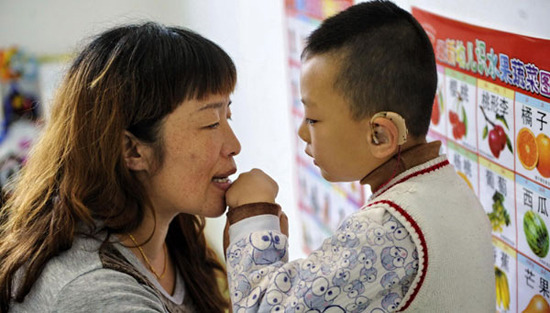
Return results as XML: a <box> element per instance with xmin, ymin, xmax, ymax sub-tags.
<box><xmin>225</xmin><ymin>125</ymin><xmax>241</xmax><ymax>157</ymax></box>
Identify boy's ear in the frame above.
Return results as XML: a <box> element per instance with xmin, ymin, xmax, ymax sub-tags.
<box><xmin>122</xmin><ymin>131</ymin><xmax>152</xmax><ymax>172</ymax></box>
<box><xmin>368</xmin><ymin>116</ymin><xmax>400</xmax><ymax>158</ymax></box>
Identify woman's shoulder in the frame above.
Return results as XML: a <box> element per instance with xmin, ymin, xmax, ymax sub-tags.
<box><xmin>29</xmin><ymin>235</ymin><xmax>105</xmax><ymax>290</ymax></box>
<box><xmin>11</xmin><ymin>235</ymin><xmax>164</xmax><ymax>312</ymax></box>
<box><xmin>52</xmin><ymin>266</ymin><xmax>166</xmax><ymax>312</ymax></box>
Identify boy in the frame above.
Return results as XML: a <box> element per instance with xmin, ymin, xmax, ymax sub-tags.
<box><xmin>224</xmin><ymin>1</ymin><xmax>495</xmax><ymax>312</ymax></box>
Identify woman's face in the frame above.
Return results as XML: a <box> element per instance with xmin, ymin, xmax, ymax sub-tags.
<box><xmin>143</xmin><ymin>93</ymin><xmax>241</xmax><ymax>218</ymax></box>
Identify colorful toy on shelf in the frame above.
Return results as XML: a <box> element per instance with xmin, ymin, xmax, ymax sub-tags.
<box><xmin>5</xmin><ymin>84</ymin><xmax>39</xmax><ymax>121</ymax></box>
<box><xmin>0</xmin><ymin>47</ymin><xmax>38</xmax><ymax>82</ymax></box>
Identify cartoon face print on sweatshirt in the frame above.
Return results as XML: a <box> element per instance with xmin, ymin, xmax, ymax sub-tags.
<box><xmin>346</xmin><ymin>296</ymin><xmax>371</xmax><ymax>313</ymax></box>
<box><xmin>231</xmin><ymin>274</ymin><xmax>252</xmax><ymax>303</ymax></box>
<box><xmin>360</xmin><ymin>266</ymin><xmax>378</xmax><ymax>285</ymax></box>
<box><xmin>249</xmin><ymin>231</ymin><xmax>287</xmax><ymax>265</ymax></box>
<box><xmin>383</xmin><ymin>216</ymin><xmax>410</xmax><ymax>242</ymax></box>
<box><xmin>303</xmin><ymin>276</ymin><xmax>342</xmax><ymax>309</ymax></box>
<box><xmin>399</xmin><ymin>249</ymin><xmax>419</xmax><ymax>295</ymax></box>
<box><xmin>380</xmin><ymin>271</ymin><xmax>400</xmax><ymax>290</ymax></box>
<box><xmin>343</xmin><ymin>279</ymin><xmax>365</xmax><ymax>298</ymax></box>
<box><xmin>227</xmin><ymin>245</ymin><xmax>242</xmax><ymax>267</ymax></box>
<box><xmin>227</xmin><ymin>240</ymin><xmax>255</xmax><ymax>281</ymax></box>
<box><xmin>232</xmin><ymin>286</ymin><xmax>262</xmax><ymax>313</ymax></box>
<box><xmin>358</xmin><ymin>246</ymin><xmax>377</xmax><ymax>269</ymax></box>
<box><xmin>366</xmin><ymin>225</ymin><xmax>387</xmax><ymax>246</ymax></box>
<box><xmin>339</xmin><ymin>249</ymin><xmax>359</xmax><ymax>270</ymax></box>
<box><xmin>381</xmin><ymin>292</ymin><xmax>402</xmax><ymax>312</ymax></box>
<box><xmin>299</xmin><ymin>252</ymin><xmax>323</xmax><ymax>281</ymax></box>
<box><xmin>332</xmin><ymin>230</ymin><xmax>360</xmax><ymax>248</ymax></box>
<box><xmin>332</xmin><ymin>268</ymin><xmax>351</xmax><ymax>286</ymax></box>
<box><xmin>380</xmin><ymin>246</ymin><xmax>408</xmax><ymax>270</ymax></box>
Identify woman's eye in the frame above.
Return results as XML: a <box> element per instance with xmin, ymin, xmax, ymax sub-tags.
<box><xmin>206</xmin><ymin>122</ymin><xmax>220</xmax><ymax>129</ymax></box>
<box><xmin>305</xmin><ymin>118</ymin><xmax>317</xmax><ymax>125</ymax></box>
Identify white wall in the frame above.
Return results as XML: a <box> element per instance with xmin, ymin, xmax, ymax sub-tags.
<box><xmin>179</xmin><ymin>1</ymin><xmax>300</xmax><ymax>259</ymax></box>
<box><xmin>0</xmin><ymin>0</ymin><xmax>185</xmax><ymax>55</ymax></box>
<box><xmin>394</xmin><ymin>0</ymin><xmax>550</xmax><ymax>39</ymax></box>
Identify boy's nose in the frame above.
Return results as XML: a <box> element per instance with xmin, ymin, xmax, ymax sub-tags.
<box><xmin>298</xmin><ymin>119</ymin><xmax>310</xmax><ymax>143</ymax></box>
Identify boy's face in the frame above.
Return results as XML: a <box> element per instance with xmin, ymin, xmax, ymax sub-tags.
<box><xmin>298</xmin><ymin>53</ymin><xmax>381</xmax><ymax>182</ymax></box>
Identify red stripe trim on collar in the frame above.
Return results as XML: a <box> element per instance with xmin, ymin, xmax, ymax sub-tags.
<box><xmin>366</xmin><ymin>200</ymin><xmax>428</xmax><ymax>311</ymax></box>
<box><xmin>373</xmin><ymin>159</ymin><xmax>450</xmax><ymax>196</ymax></box>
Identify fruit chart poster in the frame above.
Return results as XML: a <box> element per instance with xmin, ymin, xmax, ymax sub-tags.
<box><xmin>284</xmin><ymin>0</ymin><xmax>368</xmax><ymax>254</ymax></box>
<box><xmin>414</xmin><ymin>7</ymin><xmax>550</xmax><ymax>313</ymax></box>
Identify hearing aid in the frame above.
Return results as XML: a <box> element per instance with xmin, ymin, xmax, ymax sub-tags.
<box><xmin>370</xmin><ymin>111</ymin><xmax>408</xmax><ymax>145</ymax></box>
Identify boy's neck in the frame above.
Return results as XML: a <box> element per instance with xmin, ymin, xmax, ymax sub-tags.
<box><xmin>360</xmin><ymin>141</ymin><xmax>441</xmax><ymax>193</ymax></box>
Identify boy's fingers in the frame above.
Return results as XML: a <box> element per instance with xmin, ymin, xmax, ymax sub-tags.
<box><xmin>280</xmin><ymin>211</ymin><xmax>289</xmax><ymax>237</ymax></box>
<box><xmin>223</xmin><ymin>218</ymin><xmax>230</xmax><ymax>260</ymax></box>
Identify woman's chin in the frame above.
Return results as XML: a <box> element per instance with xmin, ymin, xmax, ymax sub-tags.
<box><xmin>201</xmin><ymin>201</ymin><xmax>227</xmax><ymax>218</ymax></box>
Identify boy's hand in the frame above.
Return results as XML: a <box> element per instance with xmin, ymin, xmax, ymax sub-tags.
<box><xmin>223</xmin><ymin>169</ymin><xmax>285</xmax><ymax>259</ymax></box>
<box><xmin>226</xmin><ymin>168</ymin><xmax>279</xmax><ymax>208</ymax></box>
<box><xmin>223</xmin><ymin>210</ymin><xmax>288</xmax><ymax>259</ymax></box>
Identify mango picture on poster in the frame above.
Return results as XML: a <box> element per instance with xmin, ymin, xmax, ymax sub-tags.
<box><xmin>523</xmin><ymin>294</ymin><xmax>550</xmax><ymax>313</ymax></box>
<box><xmin>517</xmin><ymin>127</ymin><xmax>550</xmax><ymax>178</ymax></box>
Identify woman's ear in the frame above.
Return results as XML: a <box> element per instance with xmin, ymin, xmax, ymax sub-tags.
<box><xmin>368</xmin><ymin>116</ymin><xmax>400</xmax><ymax>159</ymax></box>
<box><xmin>122</xmin><ymin>131</ymin><xmax>152</xmax><ymax>172</ymax></box>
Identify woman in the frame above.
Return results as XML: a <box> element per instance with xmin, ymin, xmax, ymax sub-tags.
<box><xmin>0</xmin><ymin>22</ymin><xmax>240</xmax><ymax>312</ymax></box>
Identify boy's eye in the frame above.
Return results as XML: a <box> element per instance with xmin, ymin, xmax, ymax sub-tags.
<box><xmin>305</xmin><ymin>118</ymin><xmax>318</xmax><ymax>125</ymax></box>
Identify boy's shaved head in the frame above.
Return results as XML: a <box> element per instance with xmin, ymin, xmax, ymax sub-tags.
<box><xmin>302</xmin><ymin>0</ymin><xmax>437</xmax><ymax>137</ymax></box>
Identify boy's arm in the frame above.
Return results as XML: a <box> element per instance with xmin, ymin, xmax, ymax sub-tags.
<box><xmin>225</xmin><ymin>204</ymin><xmax>418</xmax><ymax>312</ymax></box>
<box><xmin>223</xmin><ymin>202</ymin><xmax>288</xmax><ymax>259</ymax></box>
